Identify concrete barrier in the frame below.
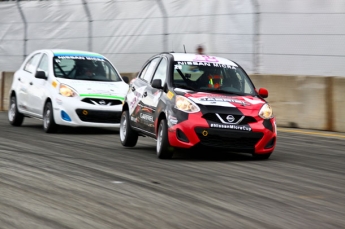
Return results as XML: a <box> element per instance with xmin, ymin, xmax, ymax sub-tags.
<box><xmin>333</xmin><ymin>77</ymin><xmax>345</xmax><ymax>132</ymax></box>
<box><xmin>1</xmin><ymin>71</ymin><xmax>344</xmax><ymax>132</ymax></box>
<box><xmin>0</xmin><ymin>72</ymin><xmax>14</xmax><ymax>111</ymax></box>
<box><xmin>249</xmin><ymin>75</ymin><xmax>330</xmax><ymax>130</ymax></box>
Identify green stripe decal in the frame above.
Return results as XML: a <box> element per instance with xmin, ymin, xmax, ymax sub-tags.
<box><xmin>79</xmin><ymin>94</ymin><xmax>125</xmax><ymax>100</ymax></box>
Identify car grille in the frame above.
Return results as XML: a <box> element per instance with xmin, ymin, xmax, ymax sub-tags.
<box><xmin>76</xmin><ymin>109</ymin><xmax>121</xmax><ymax>123</ymax></box>
<box><xmin>81</xmin><ymin>98</ymin><xmax>122</xmax><ymax>106</ymax></box>
<box><xmin>195</xmin><ymin>127</ymin><xmax>263</xmax><ymax>151</ymax></box>
<box><xmin>202</xmin><ymin>113</ymin><xmax>257</xmax><ymax>125</ymax></box>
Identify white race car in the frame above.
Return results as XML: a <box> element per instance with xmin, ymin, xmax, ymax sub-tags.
<box><xmin>8</xmin><ymin>49</ymin><xmax>130</xmax><ymax>132</ymax></box>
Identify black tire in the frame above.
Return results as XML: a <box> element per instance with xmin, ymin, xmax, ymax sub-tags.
<box><xmin>252</xmin><ymin>152</ymin><xmax>272</xmax><ymax>160</ymax></box>
<box><xmin>120</xmin><ymin>110</ymin><xmax>138</xmax><ymax>147</ymax></box>
<box><xmin>156</xmin><ymin>119</ymin><xmax>174</xmax><ymax>159</ymax></box>
<box><xmin>8</xmin><ymin>95</ymin><xmax>24</xmax><ymax>126</ymax></box>
<box><xmin>43</xmin><ymin>101</ymin><xmax>59</xmax><ymax>133</ymax></box>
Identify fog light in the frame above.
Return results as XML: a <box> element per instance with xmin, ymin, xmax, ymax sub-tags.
<box><xmin>264</xmin><ymin>137</ymin><xmax>276</xmax><ymax>149</ymax></box>
<box><xmin>176</xmin><ymin>129</ymin><xmax>189</xmax><ymax>143</ymax></box>
<box><xmin>61</xmin><ymin>110</ymin><xmax>71</xmax><ymax>122</ymax></box>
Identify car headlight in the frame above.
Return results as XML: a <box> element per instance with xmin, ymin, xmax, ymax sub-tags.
<box><xmin>259</xmin><ymin>103</ymin><xmax>273</xmax><ymax>119</ymax></box>
<box><xmin>175</xmin><ymin>95</ymin><xmax>200</xmax><ymax>113</ymax></box>
<box><xmin>59</xmin><ymin>84</ymin><xmax>77</xmax><ymax>97</ymax></box>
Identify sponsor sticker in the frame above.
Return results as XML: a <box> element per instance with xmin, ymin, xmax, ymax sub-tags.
<box><xmin>140</xmin><ymin>113</ymin><xmax>154</xmax><ymax>122</ymax></box>
<box><xmin>177</xmin><ymin>61</ymin><xmax>236</xmax><ymax>69</ymax></box>
<box><xmin>210</xmin><ymin>123</ymin><xmax>252</xmax><ymax>131</ymax></box>
<box><xmin>200</xmin><ymin>97</ymin><xmax>248</xmax><ymax>106</ymax></box>
<box><xmin>52</xmin><ymin>81</ymin><xmax>58</xmax><ymax>88</ymax></box>
<box><xmin>193</xmin><ymin>55</ymin><xmax>219</xmax><ymax>62</ymax></box>
<box><xmin>167</xmin><ymin>91</ymin><xmax>174</xmax><ymax>100</ymax></box>
<box><xmin>168</xmin><ymin>115</ymin><xmax>178</xmax><ymax>126</ymax></box>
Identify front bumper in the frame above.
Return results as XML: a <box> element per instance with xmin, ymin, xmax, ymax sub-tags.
<box><xmin>167</xmin><ymin>112</ymin><xmax>276</xmax><ymax>154</ymax></box>
<box><xmin>52</xmin><ymin>95</ymin><xmax>123</xmax><ymax>127</ymax></box>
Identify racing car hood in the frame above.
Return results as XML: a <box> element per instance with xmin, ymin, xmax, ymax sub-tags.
<box><xmin>57</xmin><ymin>78</ymin><xmax>129</xmax><ymax>98</ymax></box>
<box><xmin>182</xmin><ymin>91</ymin><xmax>266</xmax><ymax>110</ymax></box>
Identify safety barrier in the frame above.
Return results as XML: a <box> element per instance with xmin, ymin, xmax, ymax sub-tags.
<box><xmin>1</xmin><ymin>72</ymin><xmax>344</xmax><ymax>132</ymax></box>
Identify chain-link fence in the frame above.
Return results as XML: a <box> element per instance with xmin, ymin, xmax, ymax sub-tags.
<box><xmin>0</xmin><ymin>0</ymin><xmax>344</xmax><ymax>76</ymax></box>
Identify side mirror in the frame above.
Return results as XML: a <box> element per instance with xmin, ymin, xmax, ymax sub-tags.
<box><xmin>258</xmin><ymin>88</ymin><xmax>268</xmax><ymax>98</ymax></box>
<box><xmin>151</xmin><ymin>79</ymin><xmax>163</xmax><ymax>89</ymax></box>
<box><xmin>35</xmin><ymin>71</ymin><xmax>47</xmax><ymax>80</ymax></box>
<box><xmin>122</xmin><ymin>76</ymin><xmax>129</xmax><ymax>84</ymax></box>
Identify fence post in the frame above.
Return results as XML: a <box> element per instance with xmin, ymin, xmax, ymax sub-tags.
<box><xmin>251</xmin><ymin>0</ymin><xmax>260</xmax><ymax>74</ymax></box>
<box><xmin>82</xmin><ymin>0</ymin><xmax>93</xmax><ymax>51</ymax></box>
<box><xmin>0</xmin><ymin>72</ymin><xmax>4</xmax><ymax>111</ymax></box>
<box><xmin>156</xmin><ymin>0</ymin><xmax>168</xmax><ymax>52</ymax></box>
<box><xmin>16</xmin><ymin>0</ymin><xmax>27</xmax><ymax>61</ymax></box>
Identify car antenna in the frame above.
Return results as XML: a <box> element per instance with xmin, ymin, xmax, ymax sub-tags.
<box><xmin>183</xmin><ymin>45</ymin><xmax>187</xmax><ymax>53</ymax></box>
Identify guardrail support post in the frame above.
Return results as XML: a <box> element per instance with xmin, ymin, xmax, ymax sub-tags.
<box><xmin>156</xmin><ymin>0</ymin><xmax>168</xmax><ymax>52</ymax></box>
<box><xmin>82</xmin><ymin>0</ymin><xmax>93</xmax><ymax>51</ymax></box>
<box><xmin>16</xmin><ymin>0</ymin><xmax>27</xmax><ymax>61</ymax></box>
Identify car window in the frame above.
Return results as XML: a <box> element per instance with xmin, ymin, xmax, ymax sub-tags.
<box><xmin>151</xmin><ymin>58</ymin><xmax>167</xmax><ymax>87</ymax></box>
<box><xmin>24</xmin><ymin>53</ymin><xmax>41</xmax><ymax>73</ymax></box>
<box><xmin>173</xmin><ymin>62</ymin><xmax>255</xmax><ymax>95</ymax></box>
<box><xmin>37</xmin><ymin>54</ymin><xmax>49</xmax><ymax>78</ymax></box>
<box><xmin>141</xmin><ymin>58</ymin><xmax>161</xmax><ymax>82</ymax></box>
<box><xmin>53</xmin><ymin>57</ymin><xmax>121</xmax><ymax>82</ymax></box>
<box><xmin>138</xmin><ymin>64</ymin><xmax>149</xmax><ymax>80</ymax></box>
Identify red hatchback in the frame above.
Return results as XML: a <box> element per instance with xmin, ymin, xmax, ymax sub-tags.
<box><xmin>120</xmin><ymin>52</ymin><xmax>276</xmax><ymax>159</ymax></box>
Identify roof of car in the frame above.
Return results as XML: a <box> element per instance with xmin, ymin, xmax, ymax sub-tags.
<box><xmin>50</xmin><ymin>49</ymin><xmax>105</xmax><ymax>59</ymax></box>
<box><xmin>170</xmin><ymin>53</ymin><xmax>237</xmax><ymax>66</ymax></box>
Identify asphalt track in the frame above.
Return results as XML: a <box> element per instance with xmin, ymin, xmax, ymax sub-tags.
<box><xmin>0</xmin><ymin>111</ymin><xmax>344</xmax><ymax>229</ymax></box>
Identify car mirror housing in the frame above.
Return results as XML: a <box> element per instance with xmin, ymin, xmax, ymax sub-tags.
<box><xmin>35</xmin><ymin>71</ymin><xmax>47</xmax><ymax>80</ymax></box>
<box><xmin>151</xmin><ymin>79</ymin><xmax>163</xmax><ymax>89</ymax></box>
<box><xmin>258</xmin><ymin>88</ymin><xmax>268</xmax><ymax>98</ymax></box>
<box><xmin>122</xmin><ymin>76</ymin><xmax>129</xmax><ymax>84</ymax></box>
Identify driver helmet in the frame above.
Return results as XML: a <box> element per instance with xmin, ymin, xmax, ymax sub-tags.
<box><xmin>208</xmin><ymin>74</ymin><xmax>223</xmax><ymax>89</ymax></box>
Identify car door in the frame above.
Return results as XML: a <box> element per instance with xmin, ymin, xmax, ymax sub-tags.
<box><xmin>29</xmin><ymin>53</ymin><xmax>50</xmax><ymax>117</ymax></box>
<box><xmin>140</xmin><ymin>57</ymin><xmax>168</xmax><ymax>134</ymax></box>
<box><xmin>17</xmin><ymin>53</ymin><xmax>42</xmax><ymax>113</ymax></box>
<box><xmin>129</xmin><ymin>57</ymin><xmax>161</xmax><ymax>131</ymax></box>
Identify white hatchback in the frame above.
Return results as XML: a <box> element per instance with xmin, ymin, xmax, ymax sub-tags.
<box><xmin>8</xmin><ymin>49</ymin><xmax>129</xmax><ymax>133</ymax></box>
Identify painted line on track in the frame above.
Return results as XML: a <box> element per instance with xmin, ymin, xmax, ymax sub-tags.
<box><xmin>278</xmin><ymin>128</ymin><xmax>345</xmax><ymax>139</ymax></box>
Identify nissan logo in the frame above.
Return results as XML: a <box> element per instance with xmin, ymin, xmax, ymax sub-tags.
<box><xmin>226</xmin><ymin>115</ymin><xmax>235</xmax><ymax>123</ymax></box>
<box><xmin>99</xmin><ymin>100</ymin><xmax>106</xmax><ymax>105</ymax></box>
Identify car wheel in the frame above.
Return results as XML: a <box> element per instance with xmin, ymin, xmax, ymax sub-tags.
<box><xmin>8</xmin><ymin>95</ymin><xmax>24</xmax><ymax>126</ymax></box>
<box><xmin>120</xmin><ymin>110</ymin><xmax>138</xmax><ymax>147</ymax></box>
<box><xmin>43</xmin><ymin>101</ymin><xmax>58</xmax><ymax>133</ymax></box>
<box><xmin>252</xmin><ymin>153</ymin><xmax>271</xmax><ymax>160</ymax></box>
<box><xmin>156</xmin><ymin>119</ymin><xmax>174</xmax><ymax>159</ymax></box>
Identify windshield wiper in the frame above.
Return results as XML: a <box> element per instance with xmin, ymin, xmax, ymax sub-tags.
<box><xmin>173</xmin><ymin>84</ymin><xmax>196</xmax><ymax>91</ymax></box>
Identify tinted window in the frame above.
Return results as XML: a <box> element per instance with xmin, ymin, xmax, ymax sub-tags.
<box><xmin>141</xmin><ymin>58</ymin><xmax>161</xmax><ymax>82</ymax></box>
<box><xmin>173</xmin><ymin>62</ymin><xmax>255</xmax><ymax>95</ymax></box>
<box><xmin>53</xmin><ymin>57</ymin><xmax>121</xmax><ymax>82</ymax></box>
<box><xmin>151</xmin><ymin>58</ymin><xmax>167</xmax><ymax>87</ymax></box>
<box><xmin>24</xmin><ymin>53</ymin><xmax>41</xmax><ymax>73</ymax></box>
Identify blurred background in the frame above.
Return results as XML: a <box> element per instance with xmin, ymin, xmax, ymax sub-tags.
<box><xmin>0</xmin><ymin>0</ymin><xmax>345</xmax><ymax>131</ymax></box>
<box><xmin>0</xmin><ymin>0</ymin><xmax>344</xmax><ymax>76</ymax></box>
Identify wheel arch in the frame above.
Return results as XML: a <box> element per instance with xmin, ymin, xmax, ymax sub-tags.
<box><xmin>122</xmin><ymin>102</ymin><xmax>129</xmax><ymax>112</ymax></box>
<box><xmin>156</xmin><ymin>111</ymin><xmax>167</xmax><ymax>136</ymax></box>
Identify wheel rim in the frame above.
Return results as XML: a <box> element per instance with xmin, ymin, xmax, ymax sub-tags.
<box><xmin>44</xmin><ymin>106</ymin><xmax>50</xmax><ymax>129</ymax></box>
<box><xmin>120</xmin><ymin>114</ymin><xmax>127</xmax><ymax>142</ymax></box>
<box><xmin>156</xmin><ymin>124</ymin><xmax>163</xmax><ymax>154</ymax></box>
<box><xmin>8</xmin><ymin>98</ymin><xmax>16</xmax><ymax>122</ymax></box>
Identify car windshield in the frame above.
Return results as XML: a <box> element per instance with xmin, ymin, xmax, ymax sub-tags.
<box><xmin>173</xmin><ymin>61</ymin><xmax>256</xmax><ymax>96</ymax></box>
<box><xmin>53</xmin><ymin>56</ymin><xmax>121</xmax><ymax>82</ymax></box>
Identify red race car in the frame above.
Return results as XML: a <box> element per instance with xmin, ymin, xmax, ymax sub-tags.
<box><xmin>120</xmin><ymin>52</ymin><xmax>276</xmax><ymax>159</ymax></box>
